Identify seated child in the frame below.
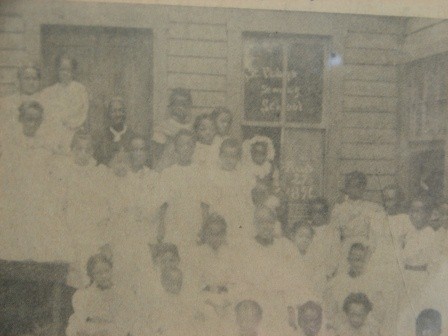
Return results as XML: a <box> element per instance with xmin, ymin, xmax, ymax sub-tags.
<box><xmin>211</xmin><ymin>106</ymin><xmax>233</xmax><ymax>162</ymax></box>
<box><xmin>242</xmin><ymin>135</ymin><xmax>280</xmax><ymax>193</ymax></box>
<box><xmin>152</xmin><ymin>88</ymin><xmax>192</xmax><ymax>171</ymax></box>
<box><xmin>416</xmin><ymin>309</ymin><xmax>442</xmax><ymax>336</ymax></box>
<box><xmin>234</xmin><ymin>300</ymin><xmax>264</xmax><ymax>336</ymax></box>
<box><xmin>192</xmin><ymin>113</ymin><xmax>216</xmax><ymax>170</ymax></box>
<box><xmin>66</xmin><ymin>254</ymin><xmax>137</xmax><ymax>336</ymax></box>
<box><xmin>336</xmin><ymin>293</ymin><xmax>380</xmax><ymax>336</ymax></box>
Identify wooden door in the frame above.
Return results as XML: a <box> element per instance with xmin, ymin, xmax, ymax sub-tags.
<box><xmin>40</xmin><ymin>25</ymin><xmax>153</xmax><ymax>138</ymax></box>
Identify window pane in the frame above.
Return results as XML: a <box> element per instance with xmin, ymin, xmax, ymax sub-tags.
<box><xmin>244</xmin><ymin>37</ymin><xmax>283</xmax><ymax>122</ymax></box>
<box><xmin>286</xmin><ymin>42</ymin><xmax>324</xmax><ymax>123</ymax></box>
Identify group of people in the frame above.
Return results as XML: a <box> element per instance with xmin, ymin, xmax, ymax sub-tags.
<box><xmin>1</xmin><ymin>56</ymin><xmax>447</xmax><ymax>336</ymax></box>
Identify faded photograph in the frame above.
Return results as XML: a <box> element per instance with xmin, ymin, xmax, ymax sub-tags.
<box><xmin>0</xmin><ymin>1</ymin><xmax>447</xmax><ymax>335</ymax></box>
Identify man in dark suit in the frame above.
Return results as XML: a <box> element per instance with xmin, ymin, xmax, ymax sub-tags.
<box><xmin>93</xmin><ymin>96</ymin><xmax>136</xmax><ymax>165</ymax></box>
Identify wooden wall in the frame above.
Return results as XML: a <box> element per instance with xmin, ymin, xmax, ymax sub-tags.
<box><xmin>2</xmin><ymin>1</ymin><xmax>445</xmax><ymax>204</ymax></box>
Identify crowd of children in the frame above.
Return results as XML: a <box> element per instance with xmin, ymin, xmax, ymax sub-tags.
<box><xmin>1</xmin><ymin>58</ymin><xmax>447</xmax><ymax>336</ymax></box>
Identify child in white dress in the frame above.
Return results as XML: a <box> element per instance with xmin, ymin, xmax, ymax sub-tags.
<box><xmin>192</xmin><ymin>113</ymin><xmax>216</xmax><ymax>171</ymax></box>
<box><xmin>242</xmin><ymin>135</ymin><xmax>280</xmax><ymax>194</ymax></box>
<box><xmin>152</xmin><ymin>88</ymin><xmax>192</xmax><ymax>171</ymax></box>
<box><xmin>40</xmin><ymin>53</ymin><xmax>89</xmax><ymax>155</ymax></box>
<box><xmin>66</xmin><ymin>254</ymin><xmax>138</xmax><ymax>336</ymax></box>
<box><xmin>210</xmin><ymin>106</ymin><xmax>233</xmax><ymax>163</ymax></box>
<box><xmin>207</xmin><ymin>138</ymin><xmax>254</xmax><ymax>244</ymax></box>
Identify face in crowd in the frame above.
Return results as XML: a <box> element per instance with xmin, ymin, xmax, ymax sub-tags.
<box><xmin>250</xmin><ymin>142</ymin><xmax>268</xmax><ymax>166</ymax></box>
<box><xmin>19</xmin><ymin>66</ymin><xmax>40</xmax><ymax>96</ymax></box>
<box><xmin>254</xmin><ymin>206</ymin><xmax>277</xmax><ymax>241</ymax></box>
<box><xmin>130</xmin><ymin>137</ymin><xmax>148</xmax><ymax>171</ymax></box>
<box><xmin>58</xmin><ymin>56</ymin><xmax>75</xmax><ymax>86</ymax></box>
<box><xmin>202</xmin><ymin>216</ymin><xmax>227</xmax><ymax>251</ymax></box>
<box><xmin>195</xmin><ymin>116</ymin><xmax>215</xmax><ymax>145</ymax></box>
<box><xmin>19</xmin><ymin>103</ymin><xmax>44</xmax><ymax>138</ymax></box>
<box><xmin>347</xmin><ymin>244</ymin><xmax>368</xmax><ymax>277</ymax></box>
<box><xmin>108</xmin><ymin>98</ymin><xmax>127</xmax><ymax>130</ymax></box>
<box><xmin>219</xmin><ymin>140</ymin><xmax>241</xmax><ymax>171</ymax></box>
<box><xmin>214</xmin><ymin>110</ymin><xmax>232</xmax><ymax>137</ymax></box>
<box><xmin>298</xmin><ymin>303</ymin><xmax>323</xmax><ymax>336</ymax></box>
<box><xmin>175</xmin><ymin>132</ymin><xmax>196</xmax><ymax>166</ymax></box>
<box><xmin>294</xmin><ymin>224</ymin><xmax>314</xmax><ymax>255</ymax></box>
<box><xmin>90</xmin><ymin>259</ymin><xmax>113</xmax><ymax>290</ymax></box>
<box><xmin>109</xmin><ymin>150</ymin><xmax>130</xmax><ymax>177</ymax></box>
<box><xmin>170</xmin><ymin>94</ymin><xmax>192</xmax><ymax>124</ymax></box>
<box><xmin>409</xmin><ymin>199</ymin><xmax>430</xmax><ymax>230</ymax></box>
<box><xmin>235</xmin><ymin>301</ymin><xmax>263</xmax><ymax>335</ymax></box>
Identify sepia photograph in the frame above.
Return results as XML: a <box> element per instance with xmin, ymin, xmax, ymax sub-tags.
<box><xmin>0</xmin><ymin>0</ymin><xmax>447</xmax><ymax>335</ymax></box>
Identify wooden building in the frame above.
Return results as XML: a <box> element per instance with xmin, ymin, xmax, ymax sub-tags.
<box><xmin>0</xmin><ymin>0</ymin><xmax>447</xmax><ymax>210</ymax></box>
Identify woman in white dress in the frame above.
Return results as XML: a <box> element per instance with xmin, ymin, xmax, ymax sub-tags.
<box><xmin>40</xmin><ymin>53</ymin><xmax>89</xmax><ymax>155</ymax></box>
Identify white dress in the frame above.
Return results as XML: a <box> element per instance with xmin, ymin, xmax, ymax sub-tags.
<box><xmin>157</xmin><ymin>163</ymin><xmax>213</xmax><ymax>251</ymax></box>
<box><xmin>40</xmin><ymin>81</ymin><xmax>89</xmax><ymax>154</ymax></box>
<box><xmin>66</xmin><ymin>285</ymin><xmax>139</xmax><ymax>336</ymax></box>
<box><xmin>0</xmin><ymin>129</ymin><xmax>73</xmax><ymax>262</ymax></box>
<box><xmin>206</xmin><ymin>167</ymin><xmax>255</xmax><ymax>244</ymax></box>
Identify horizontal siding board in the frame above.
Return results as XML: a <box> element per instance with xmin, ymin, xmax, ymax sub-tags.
<box><xmin>169</xmin><ymin>22</ymin><xmax>227</xmax><ymax>41</ymax></box>
<box><xmin>0</xmin><ymin>83</ymin><xmax>16</xmax><ymax>96</ymax></box>
<box><xmin>0</xmin><ymin>32</ymin><xmax>24</xmax><ymax>50</ymax></box>
<box><xmin>344</xmin><ymin>81</ymin><xmax>398</xmax><ymax>98</ymax></box>
<box><xmin>340</xmin><ymin>144</ymin><xmax>396</xmax><ymax>160</ymax></box>
<box><xmin>191</xmin><ymin>90</ymin><xmax>226</xmax><ymax>107</ymax></box>
<box><xmin>341</xmin><ymin>112</ymin><xmax>396</xmax><ymax>129</ymax></box>
<box><xmin>406</xmin><ymin>18</ymin><xmax>445</xmax><ymax>35</ymax></box>
<box><xmin>0</xmin><ymin>67</ymin><xmax>17</xmax><ymax>83</ymax></box>
<box><xmin>339</xmin><ymin>159</ymin><xmax>397</xmax><ymax>175</ymax></box>
<box><xmin>0</xmin><ymin>16</ymin><xmax>24</xmax><ymax>32</ymax></box>
<box><xmin>169</xmin><ymin>7</ymin><xmax>229</xmax><ymax>24</ymax></box>
<box><xmin>344</xmin><ymin>48</ymin><xmax>400</xmax><ymax>65</ymax></box>
<box><xmin>168</xmin><ymin>73</ymin><xmax>226</xmax><ymax>91</ymax></box>
<box><xmin>168</xmin><ymin>56</ymin><xmax>227</xmax><ymax>75</ymax></box>
<box><xmin>0</xmin><ymin>50</ymin><xmax>25</xmax><ymax>66</ymax></box>
<box><xmin>349</xmin><ymin>16</ymin><xmax>402</xmax><ymax>35</ymax></box>
<box><xmin>346</xmin><ymin>32</ymin><xmax>399</xmax><ymax>50</ymax></box>
<box><xmin>340</xmin><ymin>128</ymin><xmax>397</xmax><ymax>145</ymax></box>
<box><xmin>344</xmin><ymin>96</ymin><xmax>398</xmax><ymax>112</ymax></box>
<box><xmin>345</xmin><ymin>65</ymin><xmax>397</xmax><ymax>82</ymax></box>
<box><xmin>169</xmin><ymin>40</ymin><xmax>227</xmax><ymax>58</ymax></box>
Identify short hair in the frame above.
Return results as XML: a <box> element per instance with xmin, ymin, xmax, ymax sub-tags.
<box><xmin>86</xmin><ymin>253</ymin><xmax>113</xmax><ymax>281</ymax></box>
<box><xmin>235</xmin><ymin>300</ymin><xmax>263</xmax><ymax>319</ymax></box>
<box><xmin>17</xmin><ymin>61</ymin><xmax>41</xmax><ymax>80</ymax></box>
<box><xmin>55</xmin><ymin>52</ymin><xmax>78</xmax><ymax>72</ymax></box>
<box><xmin>70</xmin><ymin>129</ymin><xmax>92</xmax><ymax>151</ymax></box>
<box><xmin>193</xmin><ymin>113</ymin><xmax>213</xmax><ymax>134</ymax></box>
<box><xmin>349</xmin><ymin>242</ymin><xmax>368</xmax><ymax>254</ymax></box>
<box><xmin>151</xmin><ymin>243</ymin><xmax>180</xmax><ymax>263</ymax></box>
<box><xmin>169</xmin><ymin>88</ymin><xmax>192</xmax><ymax>107</ymax></box>
<box><xmin>344</xmin><ymin>171</ymin><xmax>367</xmax><ymax>190</ymax></box>
<box><xmin>200</xmin><ymin>213</ymin><xmax>227</xmax><ymax>243</ymax></box>
<box><xmin>297</xmin><ymin>301</ymin><xmax>322</xmax><ymax>321</ymax></box>
<box><xmin>416</xmin><ymin>309</ymin><xmax>442</xmax><ymax>334</ymax></box>
<box><xmin>211</xmin><ymin>106</ymin><xmax>232</xmax><ymax>122</ymax></box>
<box><xmin>342</xmin><ymin>293</ymin><xmax>373</xmax><ymax>314</ymax></box>
<box><xmin>18</xmin><ymin>100</ymin><xmax>44</xmax><ymax>122</ymax></box>
<box><xmin>173</xmin><ymin>129</ymin><xmax>195</xmax><ymax>147</ymax></box>
<box><xmin>219</xmin><ymin>138</ymin><xmax>242</xmax><ymax>157</ymax></box>
<box><xmin>291</xmin><ymin>220</ymin><xmax>315</xmax><ymax>237</ymax></box>
<box><xmin>107</xmin><ymin>96</ymin><xmax>126</xmax><ymax>116</ymax></box>
<box><xmin>306</xmin><ymin>197</ymin><xmax>330</xmax><ymax>218</ymax></box>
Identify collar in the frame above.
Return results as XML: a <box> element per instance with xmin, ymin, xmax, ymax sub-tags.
<box><xmin>110</xmin><ymin>125</ymin><xmax>127</xmax><ymax>142</ymax></box>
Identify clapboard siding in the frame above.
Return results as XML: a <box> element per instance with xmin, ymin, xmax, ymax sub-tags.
<box><xmin>191</xmin><ymin>90</ymin><xmax>226</xmax><ymax>107</ymax></box>
<box><xmin>349</xmin><ymin>16</ymin><xmax>403</xmax><ymax>35</ymax></box>
<box><xmin>169</xmin><ymin>22</ymin><xmax>227</xmax><ymax>41</ymax></box>
<box><xmin>341</xmin><ymin>144</ymin><xmax>396</xmax><ymax>160</ymax></box>
<box><xmin>168</xmin><ymin>40</ymin><xmax>227</xmax><ymax>58</ymax></box>
<box><xmin>345</xmin><ymin>32</ymin><xmax>400</xmax><ymax>50</ymax></box>
<box><xmin>0</xmin><ymin>32</ymin><xmax>24</xmax><ymax>50</ymax></box>
<box><xmin>344</xmin><ymin>48</ymin><xmax>400</xmax><ymax>66</ymax></box>
<box><xmin>168</xmin><ymin>56</ymin><xmax>227</xmax><ymax>75</ymax></box>
<box><xmin>168</xmin><ymin>73</ymin><xmax>227</xmax><ymax>91</ymax></box>
<box><xmin>345</xmin><ymin>65</ymin><xmax>397</xmax><ymax>82</ymax></box>
<box><xmin>339</xmin><ymin>159</ymin><xmax>397</xmax><ymax>175</ymax></box>
<box><xmin>0</xmin><ymin>67</ymin><xmax>17</xmax><ymax>83</ymax></box>
<box><xmin>341</xmin><ymin>112</ymin><xmax>396</xmax><ymax>129</ymax></box>
<box><xmin>406</xmin><ymin>18</ymin><xmax>445</xmax><ymax>35</ymax></box>
<box><xmin>0</xmin><ymin>15</ymin><xmax>24</xmax><ymax>32</ymax></box>
<box><xmin>0</xmin><ymin>83</ymin><xmax>16</xmax><ymax>96</ymax></box>
<box><xmin>344</xmin><ymin>96</ymin><xmax>398</xmax><ymax>112</ymax></box>
<box><xmin>344</xmin><ymin>81</ymin><xmax>398</xmax><ymax>98</ymax></box>
<box><xmin>340</xmin><ymin>128</ymin><xmax>397</xmax><ymax>145</ymax></box>
<box><xmin>0</xmin><ymin>50</ymin><xmax>25</xmax><ymax>66</ymax></box>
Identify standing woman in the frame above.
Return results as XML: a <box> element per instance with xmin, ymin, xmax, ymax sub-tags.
<box><xmin>40</xmin><ymin>52</ymin><xmax>89</xmax><ymax>155</ymax></box>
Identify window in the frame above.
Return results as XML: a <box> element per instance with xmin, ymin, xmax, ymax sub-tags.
<box><xmin>242</xmin><ymin>33</ymin><xmax>328</xmax><ymax>219</ymax></box>
<box><xmin>403</xmin><ymin>52</ymin><xmax>448</xmax><ymax>142</ymax></box>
